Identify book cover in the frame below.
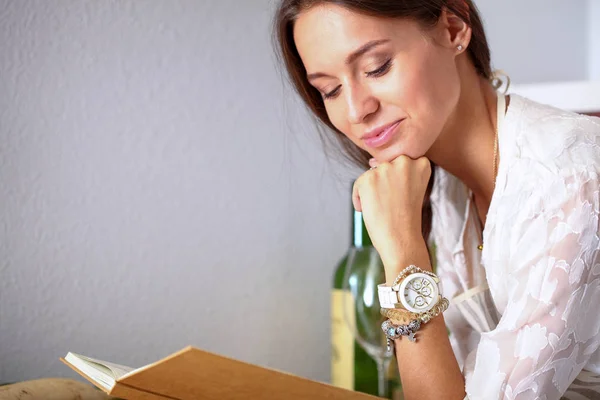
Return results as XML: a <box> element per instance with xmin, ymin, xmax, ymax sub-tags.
<box><xmin>61</xmin><ymin>346</ymin><xmax>379</xmax><ymax>399</ymax></box>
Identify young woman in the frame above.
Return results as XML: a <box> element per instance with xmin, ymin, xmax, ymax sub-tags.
<box><xmin>273</xmin><ymin>1</ymin><xmax>600</xmax><ymax>399</ymax></box>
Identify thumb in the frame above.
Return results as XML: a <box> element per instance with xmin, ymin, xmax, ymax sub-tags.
<box><xmin>352</xmin><ymin>180</ymin><xmax>362</xmax><ymax>212</ymax></box>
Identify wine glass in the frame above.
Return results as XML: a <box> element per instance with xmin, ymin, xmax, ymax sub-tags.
<box><xmin>342</xmin><ymin>244</ymin><xmax>394</xmax><ymax>397</ymax></box>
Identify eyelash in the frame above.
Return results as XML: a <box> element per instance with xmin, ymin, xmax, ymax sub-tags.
<box><xmin>366</xmin><ymin>59</ymin><xmax>392</xmax><ymax>78</ymax></box>
<box><xmin>321</xmin><ymin>59</ymin><xmax>393</xmax><ymax>100</ymax></box>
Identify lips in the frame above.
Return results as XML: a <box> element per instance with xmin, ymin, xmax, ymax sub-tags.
<box><xmin>362</xmin><ymin>120</ymin><xmax>403</xmax><ymax>148</ymax></box>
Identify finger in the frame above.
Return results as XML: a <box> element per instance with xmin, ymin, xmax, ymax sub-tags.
<box><xmin>368</xmin><ymin>158</ymin><xmax>380</xmax><ymax>169</ymax></box>
<box><xmin>417</xmin><ymin>155</ymin><xmax>431</xmax><ymax>165</ymax></box>
<box><xmin>352</xmin><ymin>180</ymin><xmax>362</xmax><ymax>212</ymax></box>
<box><xmin>417</xmin><ymin>156</ymin><xmax>432</xmax><ymax>177</ymax></box>
<box><xmin>391</xmin><ymin>154</ymin><xmax>411</xmax><ymax>165</ymax></box>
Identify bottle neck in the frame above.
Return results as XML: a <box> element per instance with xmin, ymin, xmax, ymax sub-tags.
<box><xmin>352</xmin><ymin>210</ymin><xmax>372</xmax><ymax>248</ymax></box>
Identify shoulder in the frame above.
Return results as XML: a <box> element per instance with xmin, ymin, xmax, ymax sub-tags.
<box><xmin>506</xmin><ymin>94</ymin><xmax>600</xmax><ymax>175</ymax></box>
<box><xmin>497</xmin><ymin>95</ymin><xmax>600</xmax><ymax>222</ymax></box>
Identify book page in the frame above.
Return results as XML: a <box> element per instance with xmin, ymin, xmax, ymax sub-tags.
<box><xmin>72</xmin><ymin>353</ymin><xmax>134</xmax><ymax>378</ymax></box>
<box><xmin>65</xmin><ymin>352</ymin><xmax>135</xmax><ymax>389</ymax></box>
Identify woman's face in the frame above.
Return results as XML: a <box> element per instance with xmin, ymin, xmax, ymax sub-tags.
<box><xmin>294</xmin><ymin>4</ymin><xmax>464</xmax><ymax>162</ymax></box>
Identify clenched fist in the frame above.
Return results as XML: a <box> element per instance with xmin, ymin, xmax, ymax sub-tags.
<box><xmin>352</xmin><ymin>155</ymin><xmax>431</xmax><ymax>276</ymax></box>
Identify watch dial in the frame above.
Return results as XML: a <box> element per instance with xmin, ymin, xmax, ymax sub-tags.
<box><xmin>403</xmin><ymin>276</ymin><xmax>436</xmax><ymax>311</ymax></box>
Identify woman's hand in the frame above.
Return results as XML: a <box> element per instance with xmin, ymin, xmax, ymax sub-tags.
<box><xmin>352</xmin><ymin>155</ymin><xmax>431</xmax><ymax>277</ymax></box>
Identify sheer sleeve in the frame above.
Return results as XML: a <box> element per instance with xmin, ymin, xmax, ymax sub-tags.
<box><xmin>463</xmin><ymin>170</ymin><xmax>600</xmax><ymax>399</ymax></box>
<box><xmin>428</xmin><ymin>173</ymin><xmax>483</xmax><ymax>371</ymax></box>
<box><xmin>431</xmin><ymin>226</ymin><xmax>481</xmax><ymax>371</ymax></box>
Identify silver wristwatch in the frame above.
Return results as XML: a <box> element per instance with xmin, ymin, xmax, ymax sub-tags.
<box><xmin>378</xmin><ymin>268</ymin><xmax>441</xmax><ymax>313</ymax></box>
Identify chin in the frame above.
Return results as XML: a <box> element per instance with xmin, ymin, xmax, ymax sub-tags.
<box><xmin>377</xmin><ymin>146</ymin><xmax>415</xmax><ymax>162</ymax></box>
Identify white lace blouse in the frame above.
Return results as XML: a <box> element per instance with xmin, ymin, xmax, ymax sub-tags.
<box><xmin>429</xmin><ymin>94</ymin><xmax>600</xmax><ymax>399</ymax></box>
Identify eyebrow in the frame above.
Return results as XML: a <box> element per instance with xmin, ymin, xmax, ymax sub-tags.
<box><xmin>306</xmin><ymin>39</ymin><xmax>391</xmax><ymax>82</ymax></box>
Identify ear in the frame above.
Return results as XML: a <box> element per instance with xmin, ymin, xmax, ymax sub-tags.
<box><xmin>438</xmin><ymin>6</ymin><xmax>472</xmax><ymax>54</ymax></box>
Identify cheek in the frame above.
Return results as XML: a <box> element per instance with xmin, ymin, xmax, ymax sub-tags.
<box><xmin>326</xmin><ymin>105</ymin><xmax>363</xmax><ymax>147</ymax></box>
<box><xmin>403</xmin><ymin>47</ymin><xmax>460</xmax><ymax>136</ymax></box>
<box><xmin>326</xmin><ymin>105</ymin><xmax>345</xmax><ymax>135</ymax></box>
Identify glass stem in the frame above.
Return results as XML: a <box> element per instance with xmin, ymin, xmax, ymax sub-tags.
<box><xmin>376</xmin><ymin>358</ymin><xmax>388</xmax><ymax>397</ymax></box>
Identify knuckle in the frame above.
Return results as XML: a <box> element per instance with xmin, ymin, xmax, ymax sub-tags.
<box><xmin>394</xmin><ymin>155</ymin><xmax>410</xmax><ymax>165</ymax></box>
<box><xmin>376</xmin><ymin>163</ymin><xmax>389</xmax><ymax>173</ymax></box>
<box><xmin>416</xmin><ymin>156</ymin><xmax>431</xmax><ymax>170</ymax></box>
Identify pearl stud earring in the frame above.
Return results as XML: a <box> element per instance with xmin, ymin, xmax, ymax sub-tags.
<box><xmin>457</xmin><ymin>45</ymin><xmax>463</xmax><ymax>51</ymax></box>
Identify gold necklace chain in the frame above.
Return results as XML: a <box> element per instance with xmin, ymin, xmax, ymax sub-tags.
<box><xmin>477</xmin><ymin>95</ymin><xmax>501</xmax><ymax>251</ymax></box>
<box><xmin>493</xmin><ymin>121</ymin><xmax>499</xmax><ymax>188</ymax></box>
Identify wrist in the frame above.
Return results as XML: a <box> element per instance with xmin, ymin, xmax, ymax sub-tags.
<box><xmin>382</xmin><ymin>236</ymin><xmax>431</xmax><ymax>283</ymax></box>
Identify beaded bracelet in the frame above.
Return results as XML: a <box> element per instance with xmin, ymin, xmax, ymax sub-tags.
<box><xmin>380</xmin><ymin>297</ymin><xmax>450</xmax><ymax>349</ymax></box>
<box><xmin>418</xmin><ymin>297</ymin><xmax>450</xmax><ymax>323</ymax></box>
<box><xmin>391</xmin><ymin>264</ymin><xmax>437</xmax><ymax>287</ymax></box>
<box><xmin>382</xmin><ymin>318</ymin><xmax>421</xmax><ymax>343</ymax></box>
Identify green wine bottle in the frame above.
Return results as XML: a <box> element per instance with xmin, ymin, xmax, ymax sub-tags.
<box><xmin>331</xmin><ymin>207</ymin><xmax>402</xmax><ymax>398</ymax></box>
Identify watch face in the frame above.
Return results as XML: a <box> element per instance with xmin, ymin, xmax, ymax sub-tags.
<box><xmin>399</xmin><ymin>273</ymin><xmax>439</xmax><ymax>313</ymax></box>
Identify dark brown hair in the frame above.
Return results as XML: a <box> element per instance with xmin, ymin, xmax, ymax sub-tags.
<box><xmin>272</xmin><ymin>0</ymin><xmax>492</xmax><ymax>253</ymax></box>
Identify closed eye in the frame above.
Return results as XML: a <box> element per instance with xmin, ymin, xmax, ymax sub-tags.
<box><xmin>322</xmin><ymin>85</ymin><xmax>341</xmax><ymax>100</ymax></box>
<box><xmin>321</xmin><ymin>59</ymin><xmax>392</xmax><ymax>100</ymax></box>
<box><xmin>366</xmin><ymin>59</ymin><xmax>392</xmax><ymax>78</ymax></box>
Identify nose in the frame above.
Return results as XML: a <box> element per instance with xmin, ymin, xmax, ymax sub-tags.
<box><xmin>345</xmin><ymin>82</ymin><xmax>378</xmax><ymax>125</ymax></box>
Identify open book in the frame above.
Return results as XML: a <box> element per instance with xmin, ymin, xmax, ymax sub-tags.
<box><xmin>61</xmin><ymin>346</ymin><xmax>378</xmax><ymax>399</ymax></box>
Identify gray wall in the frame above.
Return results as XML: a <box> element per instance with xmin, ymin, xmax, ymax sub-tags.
<box><xmin>0</xmin><ymin>0</ymin><xmax>356</xmax><ymax>383</ymax></box>
<box><xmin>589</xmin><ymin>0</ymin><xmax>600</xmax><ymax>80</ymax></box>
<box><xmin>477</xmin><ymin>0</ymin><xmax>589</xmax><ymax>83</ymax></box>
<box><xmin>0</xmin><ymin>0</ymin><xmax>594</xmax><ymax>384</ymax></box>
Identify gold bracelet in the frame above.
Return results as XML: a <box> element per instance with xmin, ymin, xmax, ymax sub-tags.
<box><xmin>381</xmin><ymin>296</ymin><xmax>449</xmax><ymax>325</ymax></box>
<box><xmin>380</xmin><ymin>308</ymin><xmax>417</xmax><ymax>325</ymax></box>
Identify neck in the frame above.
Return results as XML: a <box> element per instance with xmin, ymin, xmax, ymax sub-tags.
<box><xmin>426</xmin><ymin>63</ymin><xmax>500</xmax><ymax>207</ymax></box>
